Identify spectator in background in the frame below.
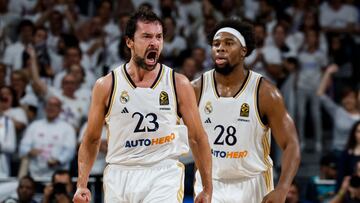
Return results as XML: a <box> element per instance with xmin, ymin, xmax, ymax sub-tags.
<box><xmin>29</xmin><ymin>45</ymin><xmax>89</xmax><ymax>130</ymax></box>
<box><xmin>19</xmin><ymin>96</ymin><xmax>76</xmax><ymax>178</ymax></box>
<box><xmin>0</xmin><ymin>110</ymin><xmax>16</xmax><ymax>178</ymax></box>
<box><xmin>297</xmin><ymin>28</ymin><xmax>328</xmax><ymax>152</ymax></box>
<box><xmin>306</xmin><ymin>154</ymin><xmax>338</xmax><ymax>203</ymax></box>
<box><xmin>294</xmin><ymin>9</ymin><xmax>328</xmax><ymax>54</ymax></box>
<box><xmin>0</xmin><ymin>0</ymin><xmax>20</xmax><ymax>46</ymax></box>
<box><xmin>0</xmin><ymin>63</ymin><xmax>7</xmax><ymax>87</ymax></box>
<box><xmin>320</xmin><ymin>0</ymin><xmax>359</xmax><ymax>35</ymax></box>
<box><xmin>3</xmin><ymin>20</ymin><xmax>34</xmax><ymax>71</ymax></box>
<box><xmin>330</xmin><ymin>161</ymin><xmax>360</xmax><ymax>203</ymax></box>
<box><xmin>285</xmin><ymin>0</ymin><xmax>309</xmax><ymax>33</ymax></box>
<box><xmin>317</xmin><ymin>64</ymin><xmax>360</xmax><ymax>152</ymax></box>
<box><xmin>245</xmin><ymin>22</ymin><xmax>268</xmax><ymax>75</ymax></box>
<box><xmin>162</xmin><ymin>16</ymin><xmax>187</xmax><ymax>68</ymax></box>
<box><xmin>286</xmin><ymin>181</ymin><xmax>312</xmax><ymax>203</ymax></box>
<box><xmin>0</xmin><ymin>86</ymin><xmax>28</xmax><ymax>133</ymax></box>
<box><xmin>3</xmin><ymin>175</ymin><xmax>38</xmax><ymax>203</ymax></box>
<box><xmin>42</xmin><ymin>170</ymin><xmax>73</xmax><ymax>203</ymax></box>
<box><xmin>336</xmin><ymin>121</ymin><xmax>360</xmax><ymax>191</ymax></box>
<box><xmin>179</xmin><ymin>57</ymin><xmax>198</xmax><ymax>81</ymax></box>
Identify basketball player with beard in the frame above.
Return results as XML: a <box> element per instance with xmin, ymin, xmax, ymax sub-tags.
<box><xmin>192</xmin><ymin>19</ymin><xmax>300</xmax><ymax>203</ymax></box>
<box><xmin>73</xmin><ymin>9</ymin><xmax>212</xmax><ymax>203</ymax></box>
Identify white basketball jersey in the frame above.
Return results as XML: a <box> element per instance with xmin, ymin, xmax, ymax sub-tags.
<box><xmin>105</xmin><ymin>64</ymin><xmax>189</xmax><ymax>166</ymax></box>
<box><xmin>199</xmin><ymin>70</ymin><xmax>273</xmax><ymax>181</ymax></box>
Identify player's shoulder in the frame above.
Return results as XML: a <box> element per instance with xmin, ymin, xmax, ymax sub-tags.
<box><xmin>173</xmin><ymin>72</ymin><xmax>191</xmax><ymax>87</ymax></box>
<box><xmin>191</xmin><ymin>75</ymin><xmax>202</xmax><ymax>90</ymax></box>
<box><xmin>258</xmin><ymin>77</ymin><xmax>285</xmax><ymax>112</ymax></box>
<box><xmin>94</xmin><ymin>72</ymin><xmax>113</xmax><ymax>91</ymax></box>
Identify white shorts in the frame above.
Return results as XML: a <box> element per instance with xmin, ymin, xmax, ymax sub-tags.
<box><xmin>103</xmin><ymin>160</ymin><xmax>185</xmax><ymax>203</ymax></box>
<box><xmin>194</xmin><ymin>170</ymin><xmax>274</xmax><ymax>203</ymax></box>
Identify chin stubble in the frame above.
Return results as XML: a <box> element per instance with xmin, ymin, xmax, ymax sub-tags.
<box><xmin>214</xmin><ymin>63</ymin><xmax>236</xmax><ymax>75</ymax></box>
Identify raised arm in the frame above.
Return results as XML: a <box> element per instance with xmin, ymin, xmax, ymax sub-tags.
<box><xmin>73</xmin><ymin>73</ymin><xmax>112</xmax><ymax>203</ymax></box>
<box><xmin>317</xmin><ymin>64</ymin><xmax>339</xmax><ymax>96</ymax></box>
<box><xmin>27</xmin><ymin>46</ymin><xmax>48</xmax><ymax>97</ymax></box>
<box><xmin>259</xmin><ymin>79</ymin><xmax>301</xmax><ymax>203</ymax></box>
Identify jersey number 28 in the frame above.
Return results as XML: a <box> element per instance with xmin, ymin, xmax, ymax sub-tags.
<box><xmin>214</xmin><ymin>125</ymin><xmax>237</xmax><ymax>146</ymax></box>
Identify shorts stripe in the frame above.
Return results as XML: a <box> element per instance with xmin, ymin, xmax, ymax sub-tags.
<box><xmin>177</xmin><ymin>162</ymin><xmax>185</xmax><ymax>203</ymax></box>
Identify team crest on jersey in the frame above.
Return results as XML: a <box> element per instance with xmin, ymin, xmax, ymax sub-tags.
<box><xmin>204</xmin><ymin>101</ymin><xmax>213</xmax><ymax>114</ymax></box>
<box><xmin>159</xmin><ymin>91</ymin><xmax>169</xmax><ymax>105</ymax></box>
<box><xmin>120</xmin><ymin>91</ymin><xmax>129</xmax><ymax>104</ymax></box>
<box><xmin>240</xmin><ymin>103</ymin><xmax>249</xmax><ymax>117</ymax></box>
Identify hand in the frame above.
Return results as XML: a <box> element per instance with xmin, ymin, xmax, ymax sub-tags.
<box><xmin>73</xmin><ymin>187</ymin><xmax>91</xmax><ymax>203</ymax></box>
<box><xmin>340</xmin><ymin>176</ymin><xmax>351</xmax><ymax>191</ymax></box>
<box><xmin>326</xmin><ymin>64</ymin><xmax>339</xmax><ymax>74</ymax></box>
<box><xmin>194</xmin><ymin>190</ymin><xmax>211</xmax><ymax>203</ymax></box>
<box><xmin>28</xmin><ymin>149</ymin><xmax>42</xmax><ymax>157</ymax></box>
<box><xmin>261</xmin><ymin>188</ymin><xmax>287</xmax><ymax>203</ymax></box>
<box><xmin>26</xmin><ymin>45</ymin><xmax>36</xmax><ymax>59</ymax></box>
<box><xmin>43</xmin><ymin>184</ymin><xmax>53</xmax><ymax>199</ymax></box>
<box><xmin>47</xmin><ymin>159</ymin><xmax>60</xmax><ymax>168</ymax></box>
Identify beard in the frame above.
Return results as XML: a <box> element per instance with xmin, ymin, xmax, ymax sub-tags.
<box><xmin>214</xmin><ymin>63</ymin><xmax>236</xmax><ymax>75</ymax></box>
<box><xmin>133</xmin><ymin>54</ymin><xmax>157</xmax><ymax>71</ymax></box>
<box><xmin>133</xmin><ymin>46</ymin><xmax>159</xmax><ymax>71</ymax></box>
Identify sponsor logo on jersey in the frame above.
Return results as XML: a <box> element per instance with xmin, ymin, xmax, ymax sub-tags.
<box><xmin>240</xmin><ymin>103</ymin><xmax>249</xmax><ymax>117</ymax></box>
<box><xmin>159</xmin><ymin>91</ymin><xmax>169</xmax><ymax>105</ymax></box>
<box><xmin>121</xmin><ymin>107</ymin><xmax>129</xmax><ymax>113</ymax></box>
<box><xmin>120</xmin><ymin>91</ymin><xmax>129</xmax><ymax>104</ymax></box>
<box><xmin>204</xmin><ymin>118</ymin><xmax>211</xmax><ymax>123</ymax></box>
<box><xmin>124</xmin><ymin>133</ymin><xmax>176</xmax><ymax>148</ymax></box>
<box><xmin>211</xmin><ymin>149</ymin><xmax>248</xmax><ymax>159</ymax></box>
<box><xmin>204</xmin><ymin>101</ymin><xmax>213</xmax><ymax>114</ymax></box>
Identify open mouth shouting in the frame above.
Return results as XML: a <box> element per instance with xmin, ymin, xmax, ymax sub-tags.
<box><xmin>145</xmin><ymin>49</ymin><xmax>158</xmax><ymax>66</ymax></box>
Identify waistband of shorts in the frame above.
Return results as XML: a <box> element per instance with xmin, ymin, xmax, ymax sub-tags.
<box><xmin>106</xmin><ymin>158</ymin><xmax>179</xmax><ymax>170</ymax></box>
<box><xmin>211</xmin><ymin>171</ymin><xmax>269</xmax><ymax>183</ymax></box>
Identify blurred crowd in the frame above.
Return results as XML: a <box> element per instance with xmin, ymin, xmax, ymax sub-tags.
<box><xmin>0</xmin><ymin>0</ymin><xmax>359</xmax><ymax>202</ymax></box>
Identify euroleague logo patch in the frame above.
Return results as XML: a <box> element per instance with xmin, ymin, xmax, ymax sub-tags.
<box><xmin>159</xmin><ymin>91</ymin><xmax>169</xmax><ymax>105</ymax></box>
<box><xmin>240</xmin><ymin>103</ymin><xmax>249</xmax><ymax>117</ymax></box>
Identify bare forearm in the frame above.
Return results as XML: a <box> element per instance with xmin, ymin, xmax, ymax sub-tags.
<box><xmin>189</xmin><ymin>136</ymin><xmax>212</xmax><ymax>192</ymax></box>
<box><xmin>77</xmin><ymin>139</ymin><xmax>100</xmax><ymax>188</ymax></box>
<box><xmin>277</xmin><ymin>142</ymin><xmax>300</xmax><ymax>190</ymax></box>
<box><xmin>317</xmin><ymin>72</ymin><xmax>332</xmax><ymax>96</ymax></box>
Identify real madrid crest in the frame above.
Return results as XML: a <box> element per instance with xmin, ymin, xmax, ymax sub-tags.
<box><xmin>240</xmin><ymin>103</ymin><xmax>249</xmax><ymax>117</ymax></box>
<box><xmin>204</xmin><ymin>101</ymin><xmax>213</xmax><ymax>114</ymax></box>
<box><xmin>120</xmin><ymin>90</ymin><xmax>129</xmax><ymax>104</ymax></box>
<box><xmin>159</xmin><ymin>91</ymin><xmax>169</xmax><ymax>105</ymax></box>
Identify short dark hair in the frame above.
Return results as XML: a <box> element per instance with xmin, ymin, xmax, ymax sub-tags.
<box><xmin>125</xmin><ymin>8</ymin><xmax>165</xmax><ymax>40</ymax></box>
<box><xmin>51</xmin><ymin>169</ymin><xmax>71</xmax><ymax>183</ymax></box>
<box><xmin>20</xmin><ymin>175</ymin><xmax>36</xmax><ymax>188</ymax></box>
<box><xmin>17</xmin><ymin>19</ymin><xmax>35</xmax><ymax>34</ymax></box>
<box><xmin>207</xmin><ymin>19</ymin><xmax>255</xmax><ymax>57</ymax></box>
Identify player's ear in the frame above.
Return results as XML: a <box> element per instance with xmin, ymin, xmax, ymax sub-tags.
<box><xmin>126</xmin><ymin>37</ymin><xmax>134</xmax><ymax>49</ymax></box>
<box><xmin>241</xmin><ymin>47</ymin><xmax>247</xmax><ymax>57</ymax></box>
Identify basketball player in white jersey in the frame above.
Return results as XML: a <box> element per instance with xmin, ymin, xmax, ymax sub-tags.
<box><xmin>73</xmin><ymin>9</ymin><xmax>212</xmax><ymax>203</ymax></box>
<box><xmin>192</xmin><ymin>19</ymin><xmax>300</xmax><ymax>203</ymax></box>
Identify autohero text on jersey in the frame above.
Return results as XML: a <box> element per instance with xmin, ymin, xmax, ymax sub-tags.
<box><xmin>125</xmin><ymin>133</ymin><xmax>176</xmax><ymax>148</ymax></box>
<box><xmin>211</xmin><ymin>149</ymin><xmax>248</xmax><ymax>159</ymax></box>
